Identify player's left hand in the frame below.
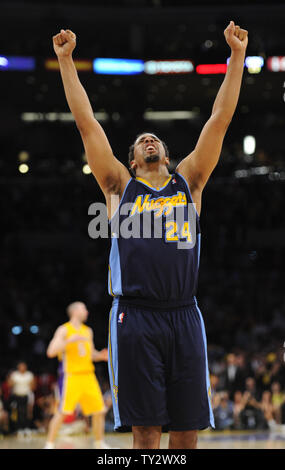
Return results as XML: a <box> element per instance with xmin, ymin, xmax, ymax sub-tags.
<box><xmin>224</xmin><ymin>21</ymin><xmax>248</xmax><ymax>52</ymax></box>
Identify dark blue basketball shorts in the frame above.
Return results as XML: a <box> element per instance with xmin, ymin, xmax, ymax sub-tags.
<box><xmin>108</xmin><ymin>296</ymin><xmax>215</xmax><ymax>431</ymax></box>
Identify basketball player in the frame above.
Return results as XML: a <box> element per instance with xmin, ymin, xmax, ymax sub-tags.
<box><xmin>44</xmin><ymin>301</ymin><xmax>109</xmax><ymax>449</ymax></box>
<box><xmin>52</xmin><ymin>20</ymin><xmax>248</xmax><ymax>449</ymax></box>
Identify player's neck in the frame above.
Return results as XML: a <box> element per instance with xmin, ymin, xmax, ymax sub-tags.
<box><xmin>69</xmin><ymin>318</ymin><xmax>82</xmax><ymax>329</ymax></box>
<box><xmin>136</xmin><ymin>166</ymin><xmax>170</xmax><ymax>187</ymax></box>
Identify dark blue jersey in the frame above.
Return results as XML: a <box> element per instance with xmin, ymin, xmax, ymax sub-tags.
<box><xmin>108</xmin><ymin>171</ymin><xmax>201</xmax><ymax>302</ymax></box>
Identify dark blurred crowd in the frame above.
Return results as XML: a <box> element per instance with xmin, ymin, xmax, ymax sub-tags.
<box><xmin>209</xmin><ymin>350</ymin><xmax>285</xmax><ymax>431</ymax></box>
<box><xmin>0</xmin><ymin>361</ymin><xmax>114</xmax><ymax>436</ymax></box>
<box><xmin>1</xmin><ymin>350</ymin><xmax>285</xmax><ymax>437</ymax></box>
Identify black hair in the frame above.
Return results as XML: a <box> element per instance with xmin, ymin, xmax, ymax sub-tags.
<box><xmin>128</xmin><ymin>132</ymin><xmax>170</xmax><ymax>176</ymax></box>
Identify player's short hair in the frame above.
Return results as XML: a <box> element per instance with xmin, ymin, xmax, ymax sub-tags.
<box><xmin>66</xmin><ymin>301</ymin><xmax>84</xmax><ymax>317</ymax></box>
<box><xmin>128</xmin><ymin>132</ymin><xmax>169</xmax><ymax>176</ymax></box>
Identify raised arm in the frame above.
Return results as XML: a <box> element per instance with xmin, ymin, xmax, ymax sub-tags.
<box><xmin>52</xmin><ymin>30</ymin><xmax>130</xmax><ymax>214</ymax></box>
<box><xmin>176</xmin><ymin>21</ymin><xmax>248</xmax><ymax>213</ymax></box>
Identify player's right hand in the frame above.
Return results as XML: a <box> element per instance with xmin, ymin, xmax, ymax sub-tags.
<box><xmin>99</xmin><ymin>348</ymin><xmax>109</xmax><ymax>361</ymax></box>
<box><xmin>67</xmin><ymin>334</ymin><xmax>88</xmax><ymax>343</ymax></box>
<box><xmin>53</xmin><ymin>29</ymin><xmax>76</xmax><ymax>57</ymax></box>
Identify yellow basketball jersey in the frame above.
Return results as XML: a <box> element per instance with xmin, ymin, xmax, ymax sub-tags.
<box><xmin>60</xmin><ymin>322</ymin><xmax>95</xmax><ymax>374</ymax></box>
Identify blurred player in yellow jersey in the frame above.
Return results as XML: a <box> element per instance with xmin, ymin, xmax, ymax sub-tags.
<box><xmin>44</xmin><ymin>301</ymin><xmax>109</xmax><ymax>449</ymax></box>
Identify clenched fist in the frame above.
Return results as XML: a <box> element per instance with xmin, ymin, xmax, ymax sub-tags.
<box><xmin>53</xmin><ymin>29</ymin><xmax>76</xmax><ymax>57</ymax></box>
<box><xmin>224</xmin><ymin>21</ymin><xmax>248</xmax><ymax>52</ymax></box>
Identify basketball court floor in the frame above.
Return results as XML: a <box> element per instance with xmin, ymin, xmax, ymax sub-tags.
<box><xmin>1</xmin><ymin>429</ymin><xmax>285</xmax><ymax>449</ymax></box>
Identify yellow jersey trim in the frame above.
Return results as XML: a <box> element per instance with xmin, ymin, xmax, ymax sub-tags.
<box><xmin>135</xmin><ymin>175</ymin><xmax>172</xmax><ymax>191</ymax></box>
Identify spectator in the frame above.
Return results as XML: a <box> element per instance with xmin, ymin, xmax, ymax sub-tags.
<box><xmin>271</xmin><ymin>381</ymin><xmax>285</xmax><ymax>424</ymax></box>
<box><xmin>210</xmin><ymin>374</ymin><xmax>221</xmax><ymax>409</ymax></box>
<box><xmin>8</xmin><ymin>362</ymin><xmax>36</xmax><ymax>432</ymax></box>
<box><xmin>259</xmin><ymin>391</ymin><xmax>276</xmax><ymax>431</ymax></box>
<box><xmin>234</xmin><ymin>354</ymin><xmax>252</xmax><ymax>392</ymax></box>
<box><xmin>213</xmin><ymin>391</ymin><xmax>234</xmax><ymax>431</ymax></box>
<box><xmin>239</xmin><ymin>391</ymin><xmax>267</xmax><ymax>430</ymax></box>
<box><xmin>267</xmin><ymin>357</ymin><xmax>282</xmax><ymax>386</ymax></box>
<box><xmin>244</xmin><ymin>377</ymin><xmax>259</xmax><ymax>400</ymax></box>
<box><xmin>0</xmin><ymin>387</ymin><xmax>9</xmax><ymax>435</ymax></box>
<box><xmin>254</xmin><ymin>361</ymin><xmax>270</xmax><ymax>398</ymax></box>
<box><xmin>233</xmin><ymin>390</ymin><xmax>245</xmax><ymax>430</ymax></box>
<box><xmin>280</xmin><ymin>399</ymin><xmax>285</xmax><ymax>427</ymax></box>
<box><xmin>32</xmin><ymin>394</ymin><xmax>55</xmax><ymax>433</ymax></box>
<box><xmin>103</xmin><ymin>389</ymin><xmax>114</xmax><ymax>433</ymax></box>
<box><xmin>221</xmin><ymin>353</ymin><xmax>247</xmax><ymax>400</ymax></box>
<box><xmin>34</xmin><ymin>371</ymin><xmax>56</xmax><ymax>400</ymax></box>
<box><xmin>1</xmin><ymin>373</ymin><xmax>12</xmax><ymax>409</ymax></box>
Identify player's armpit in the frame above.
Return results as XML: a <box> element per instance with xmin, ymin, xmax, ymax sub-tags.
<box><xmin>176</xmin><ymin>112</ymin><xmax>230</xmax><ymax>192</ymax></box>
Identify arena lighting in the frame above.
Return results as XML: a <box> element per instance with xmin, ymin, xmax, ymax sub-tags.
<box><xmin>234</xmin><ymin>169</ymin><xmax>248</xmax><ymax>179</ymax></box>
<box><xmin>82</xmin><ymin>164</ymin><xmax>92</xmax><ymax>174</ymax></box>
<box><xmin>45</xmin><ymin>58</ymin><xmax>92</xmax><ymax>71</ymax></box>
<box><xmin>0</xmin><ymin>56</ymin><xmax>35</xmax><ymax>71</ymax></box>
<box><xmin>144</xmin><ymin>110</ymin><xmax>197</xmax><ymax>120</ymax></box>
<box><xmin>0</xmin><ymin>56</ymin><xmax>8</xmax><ymax>67</ymax></box>
<box><xmin>30</xmin><ymin>325</ymin><xmax>39</xmax><ymax>334</ymax></box>
<box><xmin>19</xmin><ymin>163</ymin><xmax>29</xmax><ymax>174</ymax></box>
<box><xmin>234</xmin><ymin>166</ymin><xmax>271</xmax><ymax>178</ymax></box>
<box><xmin>245</xmin><ymin>56</ymin><xmax>264</xmax><ymax>74</ymax></box>
<box><xmin>144</xmin><ymin>60</ymin><xmax>194</xmax><ymax>75</ymax></box>
<box><xmin>243</xmin><ymin>135</ymin><xmax>256</xmax><ymax>155</ymax></box>
<box><xmin>267</xmin><ymin>56</ymin><xmax>285</xmax><ymax>72</ymax></box>
<box><xmin>196</xmin><ymin>64</ymin><xmax>227</xmax><ymax>74</ymax></box>
<box><xmin>21</xmin><ymin>112</ymin><xmax>108</xmax><ymax>122</ymax></box>
<box><xmin>93</xmin><ymin>58</ymin><xmax>144</xmax><ymax>75</ymax></box>
<box><xmin>18</xmin><ymin>151</ymin><xmax>30</xmax><ymax>162</ymax></box>
<box><xmin>11</xmin><ymin>326</ymin><xmax>23</xmax><ymax>335</ymax></box>
<box><xmin>251</xmin><ymin>166</ymin><xmax>270</xmax><ymax>175</ymax></box>
<box><xmin>269</xmin><ymin>171</ymin><xmax>285</xmax><ymax>181</ymax></box>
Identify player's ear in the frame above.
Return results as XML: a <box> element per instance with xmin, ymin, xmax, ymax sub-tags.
<box><xmin>130</xmin><ymin>160</ymin><xmax>137</xmax><ymax>174</ymax></box>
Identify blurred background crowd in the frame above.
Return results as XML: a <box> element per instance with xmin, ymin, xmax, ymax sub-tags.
<box><xmin>1</xmin><ymin>0</ymin><xmax>285</xmax><ymax>436</ymax></box>
<box><xmin>1</xmin><ymin>349</ymin><xmax>285</xmax><ymax>436</ymax></box>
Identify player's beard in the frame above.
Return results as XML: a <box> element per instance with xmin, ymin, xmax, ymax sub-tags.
<box><xmin>144</xmin><ymin>153</ymin><xmax>160</xmax><ymax>163</ymax></box>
